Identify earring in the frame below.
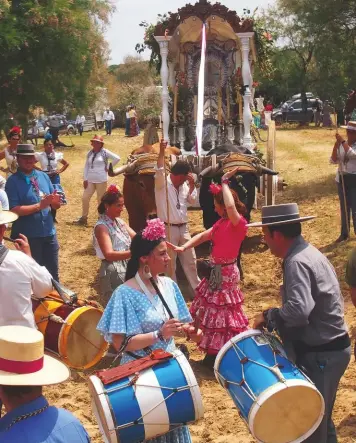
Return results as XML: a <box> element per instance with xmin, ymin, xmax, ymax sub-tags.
<box><xmin>143</xmin><ymin>264</ymin><xmax>152</xmax><ymax>279</ymax></box>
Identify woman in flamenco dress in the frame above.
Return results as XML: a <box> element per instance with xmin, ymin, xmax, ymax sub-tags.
<box><xmin>170</xmin><ymin>166</ymin><xmax>249</xmax><ymax>367</ymax></box>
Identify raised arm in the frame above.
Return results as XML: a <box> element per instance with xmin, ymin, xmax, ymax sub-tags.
<box><xmin>221</xmin><ymin>167</ymin><xmax>242</xmax><ymax>226</ymax></box>
<box><xmin>157</xmin><ymin>139</ymin><xmax>167</xmax><ymax>169</ymax></box>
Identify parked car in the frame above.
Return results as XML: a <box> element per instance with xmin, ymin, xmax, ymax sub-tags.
<box><xmin>272</xmin><ymin>98</ymin><xmax>320</xmax><ymax>124</ymax></box>
<box><xmin>44</xmin><ymin>115</ymin><xmax>77</xmax><ymax>136</ymax></box>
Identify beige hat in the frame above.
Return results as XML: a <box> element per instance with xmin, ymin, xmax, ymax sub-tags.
<box><xmin>0</xmin><ymin>325</ymin><xmax>70</xmax><ymax>386</ymax></box>
<box><xmin>0</xmin><ymin>202</ymin><xmax>18</xmax><ymax>225</ymax></box>
<box><xmin>341</xmin><ymin>121</ymin><xmax>356</xmax><ymax>131</ymax></box>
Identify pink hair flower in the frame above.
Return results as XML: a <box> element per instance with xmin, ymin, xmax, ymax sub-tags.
<box><xmin>209</xmin><ymin>182</ymin><xmax>222</xmax><ymax>195</ymax></box>
<box><xmin>142</xmin><ymin>218</ymin><xmax>166</xmax><ymax>241</ymax></box>
<box><xmin>107</xmin><ymin>184</ymin><xmax>120</xmax><ymax>194</ymax></box>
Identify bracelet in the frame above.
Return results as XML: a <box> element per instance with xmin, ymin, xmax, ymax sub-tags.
<box><xmin>221</xmin><ymin>178</ymin><xmax>230</xmax><ymax>185</ymax></box>
<box><xmin>152</xmin><ymin>331</ymin><xmax>159</xmax><ymax>343</ymax></box>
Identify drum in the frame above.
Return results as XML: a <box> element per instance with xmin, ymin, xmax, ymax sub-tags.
<box><xmin>32</xmin><ymin>294</ymin><xmax>108</xmax><ymax>369</ymax></box>
<box><xmin>214</xmin><ymin>330</ymin><xmax>325</xmax><ymax>443</ymax></box>
<box><xmin>89</xmin><ymin>349</ymin><xmax>204</xmax><ymax>443</ymax></box>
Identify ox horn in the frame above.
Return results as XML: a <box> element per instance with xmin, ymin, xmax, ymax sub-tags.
<box><xmin>108</xmin><ymin>163</ymin><xmax>130</xmax><ymax>177</ymax></box>
<box><xmin>260</xmin><ymin>166</ymin><xmax>279</xmax><ymax>176</ymax></box>
<box><xmin>199</xmin><ymin>166</ymin><xmax>213</xmax><ymax>178</ymax></box>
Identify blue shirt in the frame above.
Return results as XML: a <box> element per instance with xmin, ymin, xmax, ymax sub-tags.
<box><xmin>0</xmin><ymin>396</ymin><xmax>90</xmax><ymax>442</ymax></box>
<box><xmin>5</xmin><ymin>170</ymin><xmax>56</xmax><ymax>238</ymax></box>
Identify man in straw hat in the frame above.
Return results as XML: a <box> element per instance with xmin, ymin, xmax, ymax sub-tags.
<box><xmin>74</xmin><ymin>135</ymin><xmax>120</xmax><ymax>226</ymax></box>
<box><xmin>330</xmin><ymin>121</ymin><xmax>356</xmax><ymax>242</ymax></box>
<box><xmin>251</xmin><ymin>203</ymin><xmax>351</xmax><ymax>443</ymax></box>
<box><xmin>0</xmin><ymin>204</ymin><xmax>52</xmax><ymax>328</ymax></box>
<box><xmin>5</xmin><ymin>144</ymin><xmax>62</xmax><ymax>281</ymax></box>
<box><xmin>0</xmin><ymin>325</ymin><xmax>89</xmax><ymax>441</ymax></box>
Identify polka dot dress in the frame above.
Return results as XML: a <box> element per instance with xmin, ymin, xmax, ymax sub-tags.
<box><xmin>97</xmin><ymin>277</ymin><xmax>193</xmax><ymax>443</ymax></box>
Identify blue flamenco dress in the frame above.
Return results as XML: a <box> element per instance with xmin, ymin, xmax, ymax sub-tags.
<box><xmin>97</xmin><ymin>276</ymin><xmax>193</xmax><ymax>443</ymax></box>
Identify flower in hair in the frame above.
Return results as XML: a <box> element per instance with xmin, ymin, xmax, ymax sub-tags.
<box><xmin>107</xmin><ymin>184</ymin><xmax>120</xmax><ymax>194</ymax></box>
<box><xmin>142</xmin><ymin>218</ymin><xmax>166</xmax><ymax>241</ymax></box>
<box><xmin>209</xmin><ymin>182</ymin><xmax>222</xmax><ymax>195</ymax></box>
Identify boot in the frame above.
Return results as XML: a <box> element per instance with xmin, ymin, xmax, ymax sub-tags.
<box><xmin>73</xmin><ymin>216</ymin><xmax>88</xmax><ymax>226</ymax></box>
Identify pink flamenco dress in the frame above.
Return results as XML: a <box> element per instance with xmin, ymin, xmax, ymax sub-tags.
<box><xmin>190</xmin><ymin>216</ymin><xmax>249</xmax><ymax>356</ymax></box>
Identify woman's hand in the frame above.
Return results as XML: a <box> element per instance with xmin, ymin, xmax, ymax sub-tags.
<box><xmin>160</xmin><ymin>318</ymin><xmax>183</xmax><ymax>339</ymax></box>
<box><xmin>221</xmin><ymin>166</ymin><xmax>240</xmax><ymax>182</ymax></box>
<box><xmin>166</xmin><ymin>241</ymin><xmax>185</xmax><ymax>253</ymax></box>
<box><xmin>83</xmin><ymin>180</ymin><xmax>88</xmax><ymax>189</ymax></box>
<box><xmin>182</xmin><ymin>324</ymin><xmax>203</xmax><ymax>344</ymax></box>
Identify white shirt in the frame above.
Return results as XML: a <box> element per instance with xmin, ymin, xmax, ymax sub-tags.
<box><xmin>35</xmin><ymin>151</ymin><xmax>63</xmax><ymax>172</ymax></box>
<box><xmin>83</xmin><ymin>148</ymin><xmax>120</xmax><ymax>183</ymax></box>
<box><xmin>0</xmin><ymin>189</ymin><xmax>9</xmax><ymax>209</ymax></box>
<box><xmin>0</xmin><ymin>175</ymin><xmax>6</xmax><ymax>191</ymax></box>
<box><xmin>0</xmin><ymin>249</ymin><xmax>53</xmax><ymax>328</ymax></box>
<box><xmin>154</xmin><ymin>167</ymin><xmax>198</xmax><ymax>224</ymax></box>
<box><xmin>330</xmin><ymin>142</ymin><xmax>356</xmax><ymax>182</ymax></box>
<box><xmin>103</xmin><ymin>110</ymin><xmax>115</xmax><ymax>121</ymax></box>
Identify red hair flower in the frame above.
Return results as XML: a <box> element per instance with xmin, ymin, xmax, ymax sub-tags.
<box><xmin>142</xmin><ymin>218</ymin><xmax>166</xmax><ymax>241</ymax></box>
<box><xmin>209</xmin><ymin>182</ymin><xmax>222</xmax><ymax>195</ymax></box>
<box><xmin>107</xmin><ymin>184</ymin><xmax>120</xmax><ymax>194</ymax></box>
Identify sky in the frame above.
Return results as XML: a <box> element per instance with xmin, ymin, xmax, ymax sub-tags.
<box><xmin>106</xmin><ymin>0</ymin><xmax>274</xmax><ymax>65</ymax></box>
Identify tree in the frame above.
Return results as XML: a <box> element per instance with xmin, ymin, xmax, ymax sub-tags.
<box><xmin>0</xmin><ymin>0</ymin><xmax>114</xmax><ymax>131</ymax></box>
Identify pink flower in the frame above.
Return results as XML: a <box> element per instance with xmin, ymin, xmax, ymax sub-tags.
<box><xmin>209</xmin><ymin>182</ymin><xmax>222</xmax><ymax>195</ymax></box>
<box><xmin>142</xmin><ymin>218</ymin><xmax>166</xmax><ymax>241</ymax></box>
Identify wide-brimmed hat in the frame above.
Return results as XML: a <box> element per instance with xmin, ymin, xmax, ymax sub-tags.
<box><xmin>248</xmin><ymin>203</ymin><xmax>316</xmax><ymax>227</ymax></box>
<box><xmin>341</xmin><ymin>121</ymin><xmax>356</xmax><ymax>131</ymax></box>
<box><xmin>16</xmin><ymin>144</ymin><xmax>36</xmax><ymax>156</ymax></box>
<box><xmin>90</xmin><ymin>135</ymin><xmax>104</xmax><ymax>144</ymax></box>
<box><xmin>0</xmin><ymin>325</ymin><xmax>70</xmax><ymax>386</ymax></box>
<box><xmin>0</xmin><ymin>201</ymin><xmax>18</xmax><ymax>224</ymax></box>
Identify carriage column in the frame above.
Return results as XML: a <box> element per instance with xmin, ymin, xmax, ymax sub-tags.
<box><xmin>154</xmin><ymin>36</ymin><xmax>172</xmax><ymax>143</ymax></box>
<box><xmin>237</xmin><ymin>32</ymin><xmax>254</xmax><ymax>149</ymax></box>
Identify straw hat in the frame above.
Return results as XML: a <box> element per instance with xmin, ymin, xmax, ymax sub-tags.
<box><xmin>0</xmin><ymin>326</ymin><xmax>70</xmax><ymax>386</ymax></box>
<box><xmin>341</xmin><ymin>121</ymin><xmax>356</xmax><ymax>131</ymax></box>
<box><xmin>90</xmin><ymin>135</ymin><xmax>105</xmax><ymax>144</ymax></box>
<box><xmin>0</xmin><ymin>201</ymin><xmax>18</xmax><ymax>225</ymax></box>
<box><xmin>248</xmin><ymin>203</ymin><xmax>316</xmax><ymax>227</ymax></box>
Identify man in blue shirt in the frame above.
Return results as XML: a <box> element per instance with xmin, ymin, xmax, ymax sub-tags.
<box><xmin>0</xmin><ymin>325</ymin><xmax>90</xmax><ymax>442</ymax></box>
<box><xmin>5</xmin><ymin>144</ymin><xmax>61</xmax><ymax>281</ymax></box>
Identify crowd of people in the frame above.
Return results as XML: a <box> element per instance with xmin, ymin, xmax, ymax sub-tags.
<box><xmin>0</xmin><ymin>125</ymin><xmax>355</xmax><ymax>443</ymax></box>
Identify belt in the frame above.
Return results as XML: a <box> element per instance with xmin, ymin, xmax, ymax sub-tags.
<box><xmin>295</xmin><ymin>333</ymin><xmax>350</xmax><ymax>356</ymax></box>
<box><xmin>164</xmin><ymin>222</ymin><xmax>187</xmax><ymax>227</ymax></box>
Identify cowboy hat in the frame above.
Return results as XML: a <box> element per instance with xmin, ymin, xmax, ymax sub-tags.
<box><xmin>0</xmin><ymin>325</ymin><xmax>70</xmax><ymax>386</ymax></box>
<box><xmin>247</xmin><ymin>203</ymin><xmax>316</xmax><ymax>227</ymax></box>
<box><xmin>341</xmin><ymin>121</ymin><xmax>356</xmax><ymax>131</ymax></box>
<box><xmin>90</xmin><ymin>135</ymin><xmax>104</xmax><ymax>144</ymax></box>
<box><xmin>0</xmin><ymin>202</ymin><xmax>18</xmax><ymax>225</ymax></box>
<box><xmin>16</xmin><ymin>144</ymin><xmax>36</xmax><ymax>156</ymax></box>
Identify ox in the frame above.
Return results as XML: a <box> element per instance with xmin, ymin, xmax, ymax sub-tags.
<box><xmin>109</xmin><ymin>144</ymin><xmax>180</xmax><ymax>232</ymax></box>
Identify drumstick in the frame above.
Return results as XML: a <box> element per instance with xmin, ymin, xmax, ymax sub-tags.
<box><xmin>3</xmin><ymin>236</ymin><xmax>15</xmax><ymax>243</ymax></box>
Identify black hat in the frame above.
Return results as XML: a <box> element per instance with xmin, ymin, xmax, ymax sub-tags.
<box><xmin>16</xmin><ymin>144</ymin><xmax>36</xmax><ymax>156</ymax></box>
<box><xmin>248</xmin><ymin>203</ymin><xmax>316</xmax><ymax>227</ymax></box>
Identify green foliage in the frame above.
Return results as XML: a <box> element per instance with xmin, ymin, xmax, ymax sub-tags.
<box><xmin>0</xmin><ymin>0</ymin><xmax>113</xmax><ymax>130</ymax></box>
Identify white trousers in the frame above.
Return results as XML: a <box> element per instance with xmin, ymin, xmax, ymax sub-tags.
<box><xmin>82</xmin><ymin>181</ymin><xmax>107</xmax><ymax>217</ymax></box>
<box><xmin>166</xmin><ymin>224</ymin><xmax>201</xmax><ymax>292</ymax></box>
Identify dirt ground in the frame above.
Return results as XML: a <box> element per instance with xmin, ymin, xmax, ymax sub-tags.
<box><xmin>3</xmin><ymin>127</ymin><xmax>356</xmax><ymax>442</ymax></box>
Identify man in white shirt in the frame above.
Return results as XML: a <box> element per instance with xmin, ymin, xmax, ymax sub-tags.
<box><xmin>155</xmin><ymin>141</ymin><xmax>200</xmax><ymax>295</ymax></box>
<box><xmin>103</xmin><ymin>108</ymin><xmax>115</xmax><ymax>135</ymax></box>
<box><xmin>75</xmin><ymin>114</ymin><xmax>86</xmax><ymax>136</ymax></box>
<box><xmin>75</xmin><ymin>135</ymin><xmax>120</xmax><ymax>225</ymax></box>
<box><xmin>0</xmin><ymin>205</ymin><xmax>52</xmax><ymax>328</ymax></box>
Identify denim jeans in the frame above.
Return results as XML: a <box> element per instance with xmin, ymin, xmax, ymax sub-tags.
<box><xmin>337</xmin><ymin>174</ymin><xmax>356</xmax><ymax>237</ymax></box>
<box><xmin>28</xmin><ymin>234</ymin><xmax>59</xmax><ymax>281</ymax></box>
<box><xmin>105</xmin><ymin>120</ymin><xmax>112</xmax><ymax>135</ymax></box>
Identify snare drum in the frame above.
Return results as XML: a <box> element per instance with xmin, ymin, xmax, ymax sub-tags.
<box><xmin>89</xmin><ymin>349</ymin><xmax>204</xmax><ymax>443</ymax></box>
<box><xmin>32</xmin><ymin>294</ymin><xmax>108</xmax><ymax>369</ymax></box>
<box><xmin>214</xmin><ymin>330</ymin><xmax>324</xmax><ymax>443</ymax></box>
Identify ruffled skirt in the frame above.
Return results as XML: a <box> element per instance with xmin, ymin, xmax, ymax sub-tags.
<box><xmin>190</xmin><ymin>263</ymin><xmax>249</xmax><ymax>355</ymax></box>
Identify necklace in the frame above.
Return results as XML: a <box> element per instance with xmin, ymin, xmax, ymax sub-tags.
<box><xmin>5</xmin><ymin>405</ymin><xmax>49</xmax><ymax>431</ymax></box>
<box><xmin>174</xmin><ymin>187</ymin><xmax>181</xmax><ymax>210</ymax></box>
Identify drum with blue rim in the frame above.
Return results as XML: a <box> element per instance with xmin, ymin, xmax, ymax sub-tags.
<box><xmin>214</xmin><ymin>330</ymin><xmax>325</xmax><ymax>443</ymax></box>
<box><xmin>89</xmin><ymin>349</ymin><xmax>203</xmax><ymax>443</ymax></box>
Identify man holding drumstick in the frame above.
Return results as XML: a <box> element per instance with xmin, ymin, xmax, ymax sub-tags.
<box><xmin>252</xmin><ymin>203</ymin><xmax>351</xmax><ymax>443</ymax></box>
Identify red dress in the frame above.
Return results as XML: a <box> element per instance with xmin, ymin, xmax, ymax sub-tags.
<box><xmin>190</xmin><ymin>217</ymin><xmax>249</xmax><ymax>355</ymax></box>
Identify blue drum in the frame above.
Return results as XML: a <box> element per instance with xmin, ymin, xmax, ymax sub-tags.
<box><xmin>214</xmin><ymin>330</ymin><xmax>324</xmax><ymax>443</ymax></box>
<box><xmin>89</xmin><ymin>349</ymin><xmax>204</xmax><ymax>443</ymax></box>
